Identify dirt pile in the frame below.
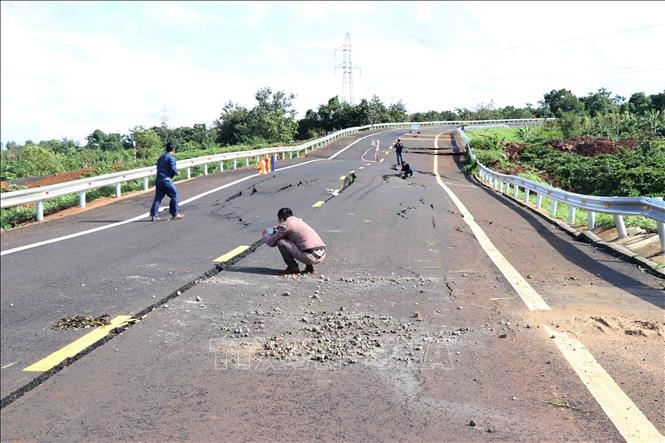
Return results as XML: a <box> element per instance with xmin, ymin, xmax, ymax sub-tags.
<box><xmin>547</xmin><ymin>137</ymin><xmax>637</xmax><ymax>157</ymax></box>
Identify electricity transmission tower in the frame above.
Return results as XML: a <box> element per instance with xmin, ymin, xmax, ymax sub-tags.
<box><xmin>334</xmin><ymin>33</ymin><xmax>361</xmax><ymax>104</ymax></box>
<box><xmin>161</xmin><ymin>104</ymin><xmax>169</xmax><ymax>128</ymax></box>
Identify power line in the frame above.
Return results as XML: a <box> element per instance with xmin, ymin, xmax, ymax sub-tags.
<box><xmin>474</xmin><ymin>23</ymin><xmax>663</xmax><ymax>54</ymax></box>
<box><xmin>480</xmin><ymin>64</ymin><xmax>665</xmax><ymax>83</ymax></box>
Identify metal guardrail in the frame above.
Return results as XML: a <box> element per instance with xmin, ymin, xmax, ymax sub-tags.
<box><xmin>457</xmin><ymin>128</ymin><xmax>665</xmax><ymax>253</ymax></box>
<box><xmin>0</xmin><ymin>119</ymin><xmax>548</xmax><ymax>221</ymax></box>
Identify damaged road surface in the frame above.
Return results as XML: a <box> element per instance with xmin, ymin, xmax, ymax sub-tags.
<box><xmin>1</xmin><ymin>127</ymin><xmax>663</xmax><ymax>442</ymax></box>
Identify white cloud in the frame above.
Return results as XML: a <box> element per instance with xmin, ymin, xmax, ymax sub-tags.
<box><xmin>1</xmin><ymin>1</ymin><xmax>664</xmax><ymax>145</ymax></box>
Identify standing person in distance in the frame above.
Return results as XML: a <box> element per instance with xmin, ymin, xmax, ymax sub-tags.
<box><xmin>149</xmin><ymin>141</ymin><xmax>184</xmax><ymax>221</ymax></box>
<box><xmin>394</xmin><ymin>138</ymin><xmax>404</xmax><ymax>166</ymax></box>
<box><xmin>262</xmin><ymin>207</ymin><xmax>326</xmax><ymax>275</ymax></box>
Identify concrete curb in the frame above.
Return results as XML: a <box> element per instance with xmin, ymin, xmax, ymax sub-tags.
<box><xmin>474</xmin><ymin>175</ymin><xmax>665</xmax><ymax>280</ymax></box>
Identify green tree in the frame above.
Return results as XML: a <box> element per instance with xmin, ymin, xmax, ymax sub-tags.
<box><xmin>102</xmin><ymin>133</ymin><xmax>124</xmax><ymax>151</ymax></box>
<box><xmin>317</xmin><ymin>96</ymin><xmax>344</xmax><ymax>132</ymax></box>
<box><xmin>543</xmin><ymin>89</ymin><xmax>584</xmax><ymax>117</ymax></box>
<box><xmin>14</xmin><ymin>144</ymin><xmax>65</xmax><ymax>177</ymax></box>
<box><xmin>297</xmin><ymin>109</ymin><xmax>324</xmax><ymax>140</ymax></box>
<box><xmin>131</xmin><ymin>126</ymin><xmax>162</xmax><ymax>159</ymax></box>
<box><xmin>85</xmin><ymin>129</ymin><xmax>107</xmax><ymax>150</ymax></box>
<box><xmin>246</xmin><ymin>87</ymin><xmax>298</xmax><ymax>143</ymax></box>
<box><xmin>581</xmin><ymin>88</ymin><xmax>618</xmax><ymax>117</ymax></box>
<box><xmin>39</xmin><ymin>138</ymin><xmax>81</xmax><ymax>155</ymax></box>
<box><xmin>214</xmin><ymin>101</ymin><xmax>250</xmax><ymax>146</ymax></box>
<box><xmin>387</xmin><ymin>101</ymin><xmax>408</xmax><ymax>122</ymax></box>
<box><xmin>628</xmin><ymin>92</ymin><xmax>652</xmax><ymax>115</ymax></box>
<box><xmin>557</xmin><ymin>112</ymin><xmax>584</xmax><ymax>138</ymax></box>
<box><xmin>649</xmin><ymin>91</ymin><xmax>665</xmax><ymax>112</ymax></box>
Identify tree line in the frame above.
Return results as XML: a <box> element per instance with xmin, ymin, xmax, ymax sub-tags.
<box><xmin>1</xmin><ymin>86</ymin><xmax>663</xmax><ymax>182</ymax></box>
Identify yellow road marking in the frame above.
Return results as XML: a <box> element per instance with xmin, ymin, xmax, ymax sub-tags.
<box><xmin>24</xmin><ymin>315</ymin><xmax>133</xmax><ymax>372</ymax></box>
<box><xmin>433</xmin><ymin>134</ymin><xmax>550</xmax><ymax>311</ymax></box>
<box><xmin>312</xmin><ymin>200</ymin><xmax>325</xmax><ymax>208</ymax></box>
<box><xmin>214</xmin><ymin>245</ymin><xmax>250</xmax><ymax>264</ymax></box>
<box><xmin>544</xmin><ymin>326</ymin><xmax>665</xmax><ymax>442</ymax></box>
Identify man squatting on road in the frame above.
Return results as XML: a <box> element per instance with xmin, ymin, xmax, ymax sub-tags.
<box><xmin>262</xmin><ymin>207</ymin><xmax>327</xmax><ymax>275</ymax></box>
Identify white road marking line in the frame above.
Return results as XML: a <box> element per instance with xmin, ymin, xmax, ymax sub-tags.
<box><xmin>3</xmin><ymin>131</ymin><xmax>400</xmax><ymax>257</ymax></box>
<box><xmin>432</xmin><ymin>134</ymin><xmax>550</xmax><ymax>311</ymax></box>
<box><xmin>544</xmin><ymin>325</ymin><xmax>665</xmax><ymax>443</ymax></box>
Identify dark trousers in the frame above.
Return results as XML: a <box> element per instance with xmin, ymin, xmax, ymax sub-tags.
<box><xmin>150</xmin><ymin>179</ymin><xmax>179</xmax><ymax>217</ymax></box>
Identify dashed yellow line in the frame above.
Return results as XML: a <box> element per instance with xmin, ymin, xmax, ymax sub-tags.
<box><xmin>214</xmin><ymin>245</ymin><xmax>250</xmax><ymax>264</ymax></box>
<box><xmin>24</xmin><ymin>315</ymin><xmax>133</xmax><ymax>372</ymax></box>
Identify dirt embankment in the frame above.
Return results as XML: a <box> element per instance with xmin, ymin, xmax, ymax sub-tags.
<box><xmin>1</xmin><ymin>168</ymin><xmax>98</xmax><ymax>191</ymax></box>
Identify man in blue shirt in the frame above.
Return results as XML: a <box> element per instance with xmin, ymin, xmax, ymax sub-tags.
<box><xmin>149</xmin><ymin>142</ymin><xmax>184</xmax><ymax>221</ymax></box>
<box><xmin>394</xmin><ymin>138</ymin><xmax>404</xmax><ymax>166</ymax></box>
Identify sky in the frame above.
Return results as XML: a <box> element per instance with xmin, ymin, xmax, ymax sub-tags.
<box><xmin>1</xmin><ymin>1</ymin><xmax>664</xmax><ymax>145</ymax></box>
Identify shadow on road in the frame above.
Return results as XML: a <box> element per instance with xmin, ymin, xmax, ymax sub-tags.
<box><xmin>476</xmin><ymin>176</ymin><xmax>664</xmax><ymax>309</ymax></box>
<box><xmin>447</xmin><ymin>132</ymin><xmax>664</xmax><ymax>308</ymax></box>
<box><xmin>224</xmin><ymin>266</ymin><xmax>281</xmax><ymax>276</ymax></box>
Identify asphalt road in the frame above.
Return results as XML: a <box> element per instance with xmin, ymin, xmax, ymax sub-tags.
<box><xmin>1</xmin><ymin>127</ymin><xmax>664</xmax><ymax>442</ymax></box>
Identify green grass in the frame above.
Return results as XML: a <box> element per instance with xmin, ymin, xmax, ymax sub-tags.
<box><xmin>0</xmin><ymin>155</ymin><xmax>284</xmax><ymax>230</ymax></box>
<box><xmin>465</xmin><ymin>126</ymin><xmax>519</xmax><ymax>143</ymax></box>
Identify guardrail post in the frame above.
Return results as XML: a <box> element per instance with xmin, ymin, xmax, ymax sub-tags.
<box><xmin>36</xmin><ymin>200</ymin><xmax>44</xmax><ymax>222</ymax></box>
<box><xmin>524</xmin><ymin>189</ymin><xmax>530</xmax><ymax>205</ymax></box>
<box><xmin>79</xmin><ymin>191</ymin><xmax>86</xmax><ymax>208</ymax></box>
<box><xmin>204</xmin><ymin>164</ymin><xmax>208</xmax><ymax>176</ymax></box>
<box><xmin>219</xmin><ymin>162</ymin><xmax>224</xmax><ymax>172</ymax></box>
<box><xmin>245</xmin><ymin>157</ymin><xmax>249</xmax><ymax>167</ymax></box>
<box><xmin>615</xmin><ymin>215</ymin><xmax>627</xmax><ymax>238</ymax></box>
<box><xmin>513</xmin><ymin>185</ymin><xmax>519</xmax><ymax>199</ymax></box>
<box><xmin>143</xmin><ymin>177</ymin><xmax>149</xmax><ymax>190</ymax></box>
<box><xmin>588</xmin><ymin>211</ymin><xmax>596</xmax><ymax>230</ymax></box>
<box><xmin>657</xmin><ymin>197</ymin><xmax>665</xmax><ymax>253</ymax></box>
<box><xmin>536</xmin><ymin>194</ymin><xmax>543</xmax><ymax>209</ymax></box>
<box><xmin>187</xmin><ymin>167</ymin><xmax>191</xmax><ymax>179</ymax></box>
<box><xmin>551</xmin><ymin>200</ymin><xmax>558</xmax><ymax>217</ymax></box>
<box><xmin>233</xmin><ymin>159</ymin><xmax>237</xmax><ymax>170</ymax></box>
<box><xmin>568</xmin><ymin>206</ymin><xmax>576</xmax><ymax>224</ymax></box>
<box><xmin>115</xmin><ymin>183</ymin><xmax>122</xmax><ymax>198</ymax></box>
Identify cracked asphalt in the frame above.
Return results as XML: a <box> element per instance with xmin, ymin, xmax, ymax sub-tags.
<box><xmin>1</xmin><ymin>127</ymin><xmax>663</xmax><ymax>442</ymax></box>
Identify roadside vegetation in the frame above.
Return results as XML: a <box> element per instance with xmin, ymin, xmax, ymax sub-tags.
<box><xmin>464</xmin><ymin>94</ymin><xmax>665</xmax><ymax>233</ymax></box>
<box><xmin>1</xmin><ymin>86</ymin><xmax>663</xmax><ymax>230</ymax></box>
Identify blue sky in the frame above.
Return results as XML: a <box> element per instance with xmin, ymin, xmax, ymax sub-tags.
<box><xmin>1</xmin><ymin>1</ymin><xmax>664</xmax><ymax>145</ymax></box>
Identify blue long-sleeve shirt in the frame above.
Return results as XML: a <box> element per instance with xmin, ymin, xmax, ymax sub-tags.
<box><xmin>155</xmin><ymin>152</ymin><xmax>178</xmax><ymax>182</ymax></box>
